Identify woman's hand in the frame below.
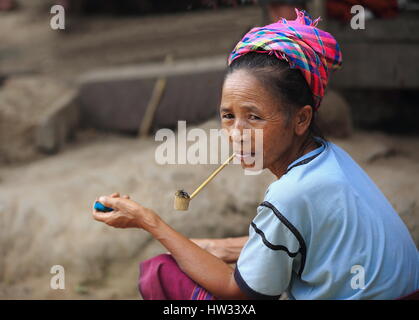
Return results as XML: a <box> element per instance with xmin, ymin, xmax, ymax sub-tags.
<box><xmin>190</xmin><ymin>237</ymin><xmax>248</xmax><ymax>264</ymax></box>
<box><xmin>190</xmin><ymin>238</ymin><xmax>226</xmax><ymax>260</ymax></box>
<box><xmin>92</xmin><ymin>192</ymin><xmax>159</xmax><ymax>230</ymax></box>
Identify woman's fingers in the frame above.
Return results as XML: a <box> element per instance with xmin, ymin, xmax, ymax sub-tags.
<box><xmin>92</xmin><ymin>210</ymin><xmax>113</xmax><ymax>223</ymax></box>
<box><xmin>98</xmin><ymin>196</ymin><xmax>121</xmax><ymax>210</ymax></box>
<box><xmin>93</xmin><ymin>195</ymin><xmax>160</xmax><ymax>230</ymax></box>
<box><xmin>190</xmin><ymin>238</ymin><xmax>211</xmax><ymax>250</ymax></box>
<box><xmin>108</xmin><ymin>193</ymin><xmax>129</xmax><ymax>199</ymax></box>
<box><xmin>95</xmin><ymin>195</ymin><xmax>132</xmax><ymax>212</ymax></box>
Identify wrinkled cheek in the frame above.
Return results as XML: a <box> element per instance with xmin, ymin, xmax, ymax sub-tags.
<box><xmin>260</xmin><ymin>132</ymin><xmax>279</xmax><ymax>167</ymax></box>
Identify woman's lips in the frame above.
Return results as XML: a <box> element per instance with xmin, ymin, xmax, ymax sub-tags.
<box><xmin>234</xmin><ymin>152</ymin><xmax>255</xmax><ymax>159</ymax></box>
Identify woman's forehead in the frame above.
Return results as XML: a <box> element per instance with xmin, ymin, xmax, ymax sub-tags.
<box><xmin>224</xmin><ymin>69</ymin><xmax>259</xmax><ymax>88</ymax></box>
<box><xmin>222</xmin><ymin>70</ymin><xmax>276</xmax><ymax>107</ymax></box>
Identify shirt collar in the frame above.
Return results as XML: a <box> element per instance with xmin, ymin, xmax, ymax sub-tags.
<box><xmin>286</xmin><ymin>137</ymin><xmax>326</xmax><ymax>172</ymax></box>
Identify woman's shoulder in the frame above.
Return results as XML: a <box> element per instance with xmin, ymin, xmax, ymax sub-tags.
<box><xmin>262</xmin><ymin>157</ymin><xmax>356</xmax><ymax>229</ymax></box>
<box><xmin>261</xmin><ymin>139</ymin><xmax>364</xmax><ymax>218</ymax></box>
<box><xmin>265</xmin><ymin>165</ymin><xmax>349</xmax><ymax>204</ymax></box>
<box><xmin>260</xmin><ymin>174</ymin><xmax>354</xmax><ymax>244</ymax></box>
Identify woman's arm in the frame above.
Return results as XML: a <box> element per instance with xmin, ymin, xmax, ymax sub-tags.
<box><xmin>190</xmin><ymin>237</ymin><xmax>249</xmax><ymax>264</ymax></box>
<box><xmin>92</xmin><ymin>194</ymin><xmax>249</xmax><ymax>300</ymax></box>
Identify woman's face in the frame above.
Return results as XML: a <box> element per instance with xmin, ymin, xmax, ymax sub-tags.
<box><xmin>220</xmin><ymin>69</ymin><xmax>297</xmax><ymax>173</ymax></box>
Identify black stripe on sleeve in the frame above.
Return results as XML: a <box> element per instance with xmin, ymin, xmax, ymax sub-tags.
<box><xmin>234</xmin><ymin>267</ymin><xmax>281</xmax><ymax>300</ymax></box>
<box><xmin>251</xmin><ymin>222</ymin><xmax>299</xmax><ymax>257</ymax></box>
<box><xmin>259</xmin><ymin>201</ymin><xmax>307</xmax><ymax>277</ymax></box>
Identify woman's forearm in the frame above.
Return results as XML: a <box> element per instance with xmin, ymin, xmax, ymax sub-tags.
<box><xmin>145</xmin><ymin>216</ymin><xmax>248</xmax><ymax>300</ymax></box>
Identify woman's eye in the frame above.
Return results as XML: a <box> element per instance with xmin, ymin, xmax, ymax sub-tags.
<box><xmin>222</xmin><ymin>113</ymin><xmax>234</xmax><ymax>119</ymax></box>
<box><xmin>249</xmin><ymin>114</ymin><xmax>261</xmax><ymax>120</ymax></box>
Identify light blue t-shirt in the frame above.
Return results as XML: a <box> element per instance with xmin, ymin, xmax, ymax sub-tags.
<box><xmin>235</xmin><ymin>138</ymin><xmax>419</xmax><ymax>300</ymax></box>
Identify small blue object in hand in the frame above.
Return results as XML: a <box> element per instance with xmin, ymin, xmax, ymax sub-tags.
<box><xmin>94</xmin><ymin>201</ymin><xmax>114</xmax><ymax>212</ymax></box>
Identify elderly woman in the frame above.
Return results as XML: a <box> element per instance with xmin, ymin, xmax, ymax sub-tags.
<box><xmin>93</xmin><ymin>10</ymin><xmax>419</xmax><ymax>300</ymax></box>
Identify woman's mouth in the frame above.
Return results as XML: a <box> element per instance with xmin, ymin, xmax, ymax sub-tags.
<box><xmin>234</xmin><ymin>152</ymin><xmax>255</xmax><ymax>160</ymax></box>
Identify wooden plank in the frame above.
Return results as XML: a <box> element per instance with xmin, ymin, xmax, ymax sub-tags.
<box><xmin>77</xmin><ymin>56</ymin><xmax>226</xmax><ymax>133</ymax></box>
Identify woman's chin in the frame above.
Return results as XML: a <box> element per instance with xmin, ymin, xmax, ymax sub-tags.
<box><xmin>239</xmin><ymin>159</ymin><xmax>264</xmax><ymax>171</ymax></box>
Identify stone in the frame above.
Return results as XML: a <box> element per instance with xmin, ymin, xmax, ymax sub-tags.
<box><xmin>0</xmin><ymin>76</ymin><xmax>77</xmax><ymax>163</ymax></box>
<box><xmin>36</xmin><ymin>89</ymin><xmax>79</xmax><ymax>154</ymax></box>
<box><xmin>317</xmin><ymin>90</ymin><xmax>353</xmax><ymax>138</ymax></box>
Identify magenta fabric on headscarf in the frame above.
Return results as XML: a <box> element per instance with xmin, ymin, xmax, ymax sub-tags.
<box><xmin>228</xmin><ymin>9</ymin><xmax>342</xmax><ymax>109</ymax></box>
<box><xmin>139</xmin><ymin>254</ymin><xmax>216</xmax><ymax>300</ymax></box>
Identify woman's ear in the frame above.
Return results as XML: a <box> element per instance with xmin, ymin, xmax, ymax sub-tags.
<box><xmin>294</xmin><ymin>105</ymin><xmax>313</xmax><ymax>136</ymax></box>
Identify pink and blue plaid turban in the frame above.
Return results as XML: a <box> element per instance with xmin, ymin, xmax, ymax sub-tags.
<box><xmin>228</xmin><ymin>9</ymin><xmax>342</xmax><ymax>110</ymax></box>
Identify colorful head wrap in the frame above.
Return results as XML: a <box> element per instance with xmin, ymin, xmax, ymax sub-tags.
<box><xmin>228</xmin><ymin>9</ymin><xmax>342</xmax><ymax>110</ymax></box>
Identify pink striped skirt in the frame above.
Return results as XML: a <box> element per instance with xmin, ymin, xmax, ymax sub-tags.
<box><xmin>139</xmin><ymin>254</ymin><xmax>217</xmax><ymax>300</ymax></box>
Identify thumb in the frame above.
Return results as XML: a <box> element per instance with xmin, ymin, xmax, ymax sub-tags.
<box><xmin>99</xmin><ymin>196</ymin><xmax>120</xmax><ymax>209</ymax></box>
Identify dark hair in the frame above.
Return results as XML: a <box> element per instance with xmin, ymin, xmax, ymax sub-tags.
<box><xmin>226</xmin><ymin>52</ymin><xmax>325</xmax><ymax>141</ymax></box>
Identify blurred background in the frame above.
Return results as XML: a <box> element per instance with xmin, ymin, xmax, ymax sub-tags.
<box><xmin>0</xmin><ymin>0</ymin><xmax>418</xmax><ymax>299</ymax></box>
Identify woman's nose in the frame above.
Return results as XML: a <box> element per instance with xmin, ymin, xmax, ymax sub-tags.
<box><xmin>230</xmin><ymin>120</ymin><xmax>251</xmax><ymax>143</ymax></box>
<box><xmin>230</xmin><ymin>129</ymin><xmax>242</xmax><ymax>144</ymax></box>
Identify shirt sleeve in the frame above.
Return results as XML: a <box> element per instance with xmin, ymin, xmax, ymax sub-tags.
<box><xmin>234</xmin><ymin>202</ymin><xmax>306</xmax><ymax>299</ymax></box>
